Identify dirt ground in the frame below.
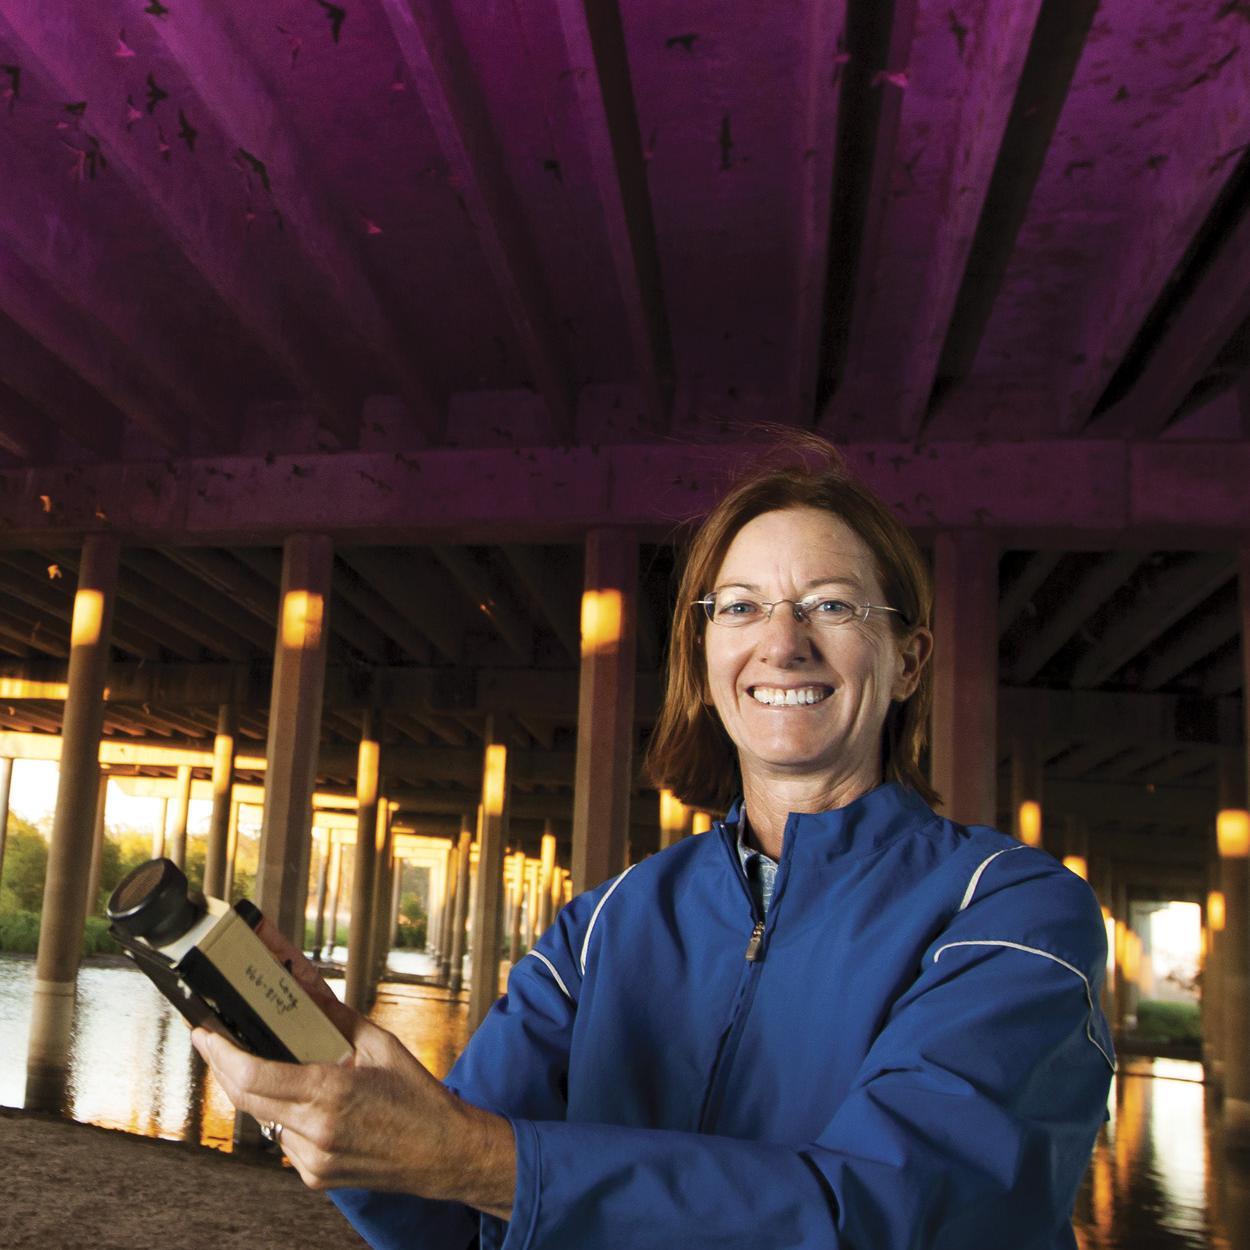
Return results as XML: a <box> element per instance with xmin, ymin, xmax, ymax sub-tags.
<box><xmin>0</xmin><ymin>1107</ymin><xmax>368</xmax><ymax>1250</ymax></box>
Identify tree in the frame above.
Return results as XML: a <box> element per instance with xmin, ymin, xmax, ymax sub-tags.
<box><xmin>0</xmin><ymin>816</ymin><xmax>50</xmax><ymax>913</ymax></box>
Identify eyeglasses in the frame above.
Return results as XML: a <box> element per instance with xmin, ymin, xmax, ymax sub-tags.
<box><xmin>694</xmin><ymin>592</ymin><xmax>908</xmax><ymax>629</ymax></box>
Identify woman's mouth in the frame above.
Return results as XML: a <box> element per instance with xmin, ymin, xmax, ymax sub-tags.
<box><xmin>748</xmin><ymin>685</ymin><xmax>833</xmax><ymax>707</ymax></box>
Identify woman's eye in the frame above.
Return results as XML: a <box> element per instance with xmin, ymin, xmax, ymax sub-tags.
<box><xmin>811</xmin><ymin>599</ymin><xmax>853</xmax><ymax>616</ymax></box>
<box><xmin>718</xmin><ymin>599</ymin><xmax>761</xmax><ymax>617</ymax></box>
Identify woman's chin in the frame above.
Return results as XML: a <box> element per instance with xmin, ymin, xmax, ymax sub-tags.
<box><xmin>740</xmin><ymin>740</ymin><xmax>847</xmax><ymax>778</ymax></box>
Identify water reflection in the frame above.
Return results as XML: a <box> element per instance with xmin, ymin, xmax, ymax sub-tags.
<box><xmin>1072</xmin><ymin>1057</ymin><xmax>1249</xmax><ymax>1249</ymax></box>
<box><xmin>2</xmin><ymin>954</ymin><xmax>1247</xmax><ymax>1245</ymax></box>
<box><xmin>0</xmin><ymin>951</ymin><xmax>467</xmax><ymax>1152</ymax></box>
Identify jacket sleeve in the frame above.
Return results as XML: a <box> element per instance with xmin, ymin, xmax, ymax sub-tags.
<box><xmin>500</xmin><ymin>861</ymin><xmax>1115</xmax><ymax>1250</ymax></box>
<box><xmin>329</xmin><ymin>886</ymin><xmax>593</xmax><ymax>1250</ymax></box>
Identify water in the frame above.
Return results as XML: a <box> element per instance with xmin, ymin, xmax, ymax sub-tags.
<box><xmin>2</xmin><ymin>953</ymin><xmax>1247</xmax><ymax>1244</ymax></box>
<box><xmin>0</xmin><ymin>950</ymin><xmax>468</xmax><ymax>1150</ymax></box>
<box><xmin>1073</xmin><ymin>1057</ymin><xmax>1250</xmax><ymax>1249</ymax></box>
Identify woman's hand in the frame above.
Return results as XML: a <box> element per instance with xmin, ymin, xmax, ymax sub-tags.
<box><xmin>191</xmin><ymin>920</ymin><xmax>516</xmax><ymax>1220</ymax></box>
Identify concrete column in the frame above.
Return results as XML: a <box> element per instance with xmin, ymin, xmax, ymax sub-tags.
<box><xmin>1227</xmin><ymin>555</ymin><xmax>1250</xmax><ymax>1150</ymax></box>
<box><xmin>1116</xmin><ymin>886</ymin><xmax>1143</xmax><ymax>1033</ymax></box>
<box><xmin>930</xmin><ymin>532</ymin><xmax>998</xmax><ymax>827</ymax></box>
<box><xmin>1204</xmin><ymin>857</ymin><xmax>1225</xmax><ymax>1097</ymax></box>
<box><xmin>466</xmin><ymin>824</ymin><xmax>480</xmax><ymax>956</ymax></box>
<box><xmin>428</xmin><ymin>847</ymin><xmax>450</xmax><ymax>956</ymax></box>
<box><xmin>426</xmin><ymin>855</ymin><xmax>442</xmax><ymax>958</ymax></box>
<box><xmin>346</xmin><ymin>711</ymin><xmax>380</xmax><ymax>1013</ymax></box>
<box><xmin>525</xmin><ymin>860</ymin><xmax>540</xmax><ymax>949</ymax></box>
<box><xmin>448</xmin><ymin>820</ymin><xmax>472</xmax><ymax>991</ymax></box>
<box><xmin>1218</xmin><ymin>809</ymin><xmax>1249</xmax><ymax>1146</ymax></box>
<box><xmin>85</xmin><ymin>773</ymin><xmax>109</xmax><ymax>920</ymax></box>
<box><xmin>202</xmin><ymin>705</ymin><xmax>236</xmax><ymax>899</ymax></box>
<box><xmin>1010</xmin><ymin>732</ymin><xmax>1044</xmax><ymax>848</ymax></box>
<box><xmin>26</xmin><ymin>533</ymin><xmax>120</xmax><ymax>1112</ymax></box>
<box><xmin>537</xmin><ymin>823</ymin><xmax>557</xmax><ymax>937</ymax></box>
<box><xmin>1092</xmin><ymin>858</ymin><xmax>1117</xmax><ymax>1027</ymax></box>
<box><xmin>152</xmin><ymin>798</ymin><xmax>168</xmax><ymax>860</ymax></box>
<box><xmin>439</xmin><ymin>837</ymin><xmax>461</xmax><ymax>981</ymax></box>
<box><xmin>371</xmin><ymin>804</ymin><xmax>395</xmax><ymax>983</ymax></box>
<box><xmin>311</xmin><ymin>833</ymin><xmax>332</xmax><ymax>959</ymax></box>
<box><xmin>167</xmin><ymin>764</ymin><xmax>192</xmax><ymax>870</ymax></box>
<box><xmin>0</xmin><ymin>757</ymin><xmax>13</xmax><ymax>893</ymax></box>
<box><xmin>571</xmin><ymin>530</ymin><xmax>638</xmax><ymax>894</ymax></box>
<box><xmin>223</xmin><ymin>796</ymin><xmax>240</xmax><ymax>899</ymax></box>
<box><xmin>469</xmin><ymin>728</ymin><xmax>511</xmax><ymax>1032</ymax></box>
<box><xmin>659</xmin><ymin>788</ymin><xmax>688</xmax><ymax>850</ymax></box>
<box><xmin>1061</xmin><ymin>816</ymin><xmax>1089</xmax><ymax>880</ymax></box>
<box><xmin>325</xmin><ymin>838</ymin><xmax>345</xmax><ymax>959</ymax></box>
<box><xmin>256</xmin><ymin>533</ymin><xmax>332</xmax><ymax>945</ymax></box>
<box><xmin>509</xmin><ymin>851</ymin><xmax>525</xmax><ymax>964</ymax></box>
<box><xmin>389</xmin><ymin>852</ymin><xmax>404</xmax><ymax>947</ymax></box>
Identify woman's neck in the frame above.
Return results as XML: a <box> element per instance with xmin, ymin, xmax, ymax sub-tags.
<box><xmin>740</xmin><ymin>772</ymin><xmax>880</xmax><ymax>859</ymax></box>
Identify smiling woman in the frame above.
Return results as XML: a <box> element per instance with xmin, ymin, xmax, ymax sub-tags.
<box><xmin>647</xmin><ymin>438</ymin><xmax>938</xmax><ymax>820</ymax></box>
<box><xmin>690</xmin><ymin>507</ymin><xmax>931</xmax><ymax>858</ymax></box>
<box><xmin>195</xmin><ymin>437</ymin><xmax>1116</xmax><ymax>1250</ymax></box>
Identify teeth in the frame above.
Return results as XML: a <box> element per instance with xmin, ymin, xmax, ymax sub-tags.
<box><xmin>750</xmin><ymin>686</ymin><xmax>829</xmax><ymax>706</ymax></box>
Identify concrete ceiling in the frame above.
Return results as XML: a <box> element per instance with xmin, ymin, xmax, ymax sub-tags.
<box><xmin>0</xmin><ymin>0</ymin><xmax>1248</xmax><ymax>860</ymax></box>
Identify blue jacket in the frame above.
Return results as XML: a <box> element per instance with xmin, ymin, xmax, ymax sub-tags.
<box><xmin>333</xmin><ymin>783</ymin><xmax>1115</xmax><ymax>1248</ymax></box>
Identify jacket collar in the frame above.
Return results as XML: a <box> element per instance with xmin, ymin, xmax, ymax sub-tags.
<box><xmin>720</xmin><ymin>782</ymin><xmax>937</xmax><ymax>866</ymax></box>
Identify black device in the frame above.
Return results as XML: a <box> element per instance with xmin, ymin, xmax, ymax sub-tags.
<box><xmin>107</xmin><ymin>858</ymin><xmax>352</xmax><ymax>1064</ymax></box>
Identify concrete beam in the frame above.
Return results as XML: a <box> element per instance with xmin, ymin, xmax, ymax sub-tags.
<box><xmin>1062</xmin><ymin>23</ymin><xmax>1250</xmax><ymax>431</ymax></box>
<box><xmin>0</xmin><ymin>125</ymin><xmax>234</xmax><ymax>449</ymax></box>
<box><xmin>1093</xmin><ymin>199</ymin><xmax>1250</xmax><ymax>437</ymax></box>
<box><xmin>378</xmin><ymin>0</ymin><xmax>574</xmax><ymax>442</ymax></box>
<box><xmin>0</xmin><ymin>663</ymin><xmax>1238</xmax><ymax>751</ymax></box>
<box><xmin>144</xmin><ymin>0</ymin><xmax>442</xmax><ymax>440</ymax></box>
<box><xmin>1070</xmin><ymin>553</ymin><xmax>1235</xmax><ymax>687</ymax></box>
<box><xmin>0</xmin><ymin>239</ymin><xmax>189</xmax><ymax>451</ymax></box>
<box><xmin>787</xmin><ymin>0</ymin><xmax>848</xmax><ymax>419</ymax></box>
<box><xmin>1006</xmin><ymin>552</ymin><xmax>1142</xmax><ymax>683</ymax></box>
<box><xmin>0</xmin><ymin>385</ymin><xmax>54</xmax><ymax>463</ymax></box>
<box><xmin>0</xmin><ymin>317</ymin><xmax>123</xmax><ymax>460</ymax></box>
<box><xmin>837</xmin><ymin>0</ymin><xmax>1040</xmax><ymax>437</ymax></box>
<box><xmin>1031</xmin><ymin>778</ymin><xmax>1213</xmax><ymax>828</ymax></box>
<box><xmin>1087</xmin><ymin>828</ymin><xmax>1211</xmax><ymax>868</ymax></box>
<box><xmin>551</xmin><ymin>0</ymin><xmax>673</xmax><ymax>423</ymax></box>
<box><xmin>10</xmin><ymin>440</ymin><xmax>1250</xmax><ymax>545</ymax></box>
<box><xmin>998</xmin><ymin>551</ymin><xmax>1062</xmax><ymax>636</ymax></box>
<box><xmin>0</xmin><ymin>4</ymin><xmax>365</xmax><ymax>441</ymax></box>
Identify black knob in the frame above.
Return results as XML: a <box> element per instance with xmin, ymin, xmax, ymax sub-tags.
<box><xmin>107</xmin><ymin>858</ymin><xmax>204</xmax><ymax>946</ymax></box>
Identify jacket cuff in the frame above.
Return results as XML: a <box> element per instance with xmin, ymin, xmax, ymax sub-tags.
<box><xmin>499</xmin><ymin>1117</ymin><xmax>541</xmax><ymax>1250</ymax></box>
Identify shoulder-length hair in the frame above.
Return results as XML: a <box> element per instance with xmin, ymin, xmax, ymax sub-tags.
<box><xmin>645</xmin><ymin>436</ymin><xmax>938</xmax><ymax>813</ymax></box>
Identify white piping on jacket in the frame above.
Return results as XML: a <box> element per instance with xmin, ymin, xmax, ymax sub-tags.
<box><xmin>933</xmin><ymin>938</ymin><xmax>1117</xmax><ymax>1072</ymax></box>
<box><xmin>959</xmin><ymin>845</ymin><xmax>1026</xmax><ymax>911</ymax></box>
<box><xmin>526</xmin><ymin>950</ymin><xmax>572</xmax><ymax>1001</ymax></box>
<box><xmin>579</xmin><ymin>863</ymin><xmax>638</xmax><ymax>976</ymax></box>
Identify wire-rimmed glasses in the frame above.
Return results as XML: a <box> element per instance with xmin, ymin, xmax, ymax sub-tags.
<box><xmin>694</xmin><ymin>592</ymin><xmax>907</xmax><ymax>629</ymax></box>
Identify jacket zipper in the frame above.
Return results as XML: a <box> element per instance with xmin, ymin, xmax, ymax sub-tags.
<box><xmin>698</xmin><ymin>822</ymin><xmax>786</xmax><ymax>1131</ymax></box>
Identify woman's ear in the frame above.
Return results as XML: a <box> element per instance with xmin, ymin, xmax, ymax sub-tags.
<box><xmin>891</xmin><ymin>626</ymin><xmax>933</xmax><ymax>701</ymax></box>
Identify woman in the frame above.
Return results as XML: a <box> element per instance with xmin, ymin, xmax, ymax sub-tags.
<box><xmin>195</xmin><ymin>444</ymin><xmax>1114</xmax><ymax>1249</ymax></box>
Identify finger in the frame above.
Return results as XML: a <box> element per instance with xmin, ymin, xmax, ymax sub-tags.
<box><xmin>253</xmin><ymin>917</ymin><xmax>360</xmax><ymax>1039</ymax></box>
<box><xmin>192</xmin><ymin>1027</ymin><xmax>332</xmax><ymax>1114</ymax></box>
<box><xmin>254</xmin><ymin>918</ymin><xmax>330</xmax><ymax>998</ymax></box>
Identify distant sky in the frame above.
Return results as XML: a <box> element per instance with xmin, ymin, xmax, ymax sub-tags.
<box><xmin>10</xmin><ymin>759</ymin><xmax>213</xmax><ymax>837</ymax></box>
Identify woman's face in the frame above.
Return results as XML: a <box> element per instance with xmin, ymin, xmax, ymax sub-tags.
<box><xmin>703</xmin><ymin>507</ymin><xmax>929</xmax><ymax>798</ymax></box>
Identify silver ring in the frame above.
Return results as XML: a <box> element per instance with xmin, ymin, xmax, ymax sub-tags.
<box><xmin>260</xmin><ymin>1120</ymin><xmax>283</xmax><ymax>1145</ymax></box>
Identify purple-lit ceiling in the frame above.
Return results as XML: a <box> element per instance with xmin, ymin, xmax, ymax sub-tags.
<box><xmin>0</xmin><ymin>0</ymin><xmax>1247</xmax><ymax>856</ymax></box>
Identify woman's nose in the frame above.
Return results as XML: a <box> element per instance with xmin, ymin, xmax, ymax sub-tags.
<box><xmin>756</xmin><ymin>604</ymin><xmax>812</xmax><ymax>661</ymax></box>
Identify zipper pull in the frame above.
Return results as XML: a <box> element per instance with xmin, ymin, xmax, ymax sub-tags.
<box><xmin>744</xmin><ymin>920</ymin><xmax>765</xmax><ymax>962</ymax></box>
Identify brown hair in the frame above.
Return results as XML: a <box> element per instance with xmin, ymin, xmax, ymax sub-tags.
<box><xmin>645</xmin><ymin>435</ymin><xmax>938</xmax><ymax>812</ymax></box>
